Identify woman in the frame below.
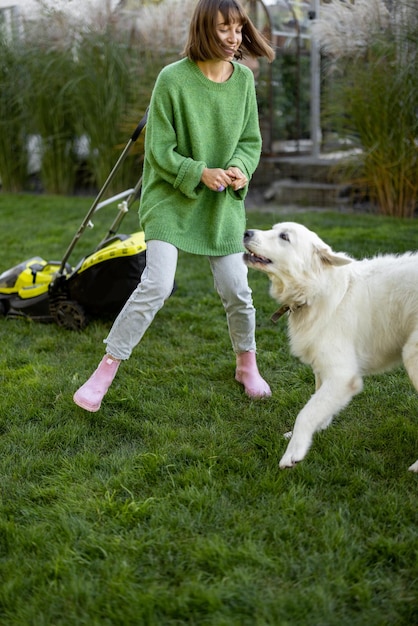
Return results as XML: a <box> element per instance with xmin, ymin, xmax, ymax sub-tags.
<box><xmin>74</xmin><ymin>0</ymin><xmax>275</xmax><ymax>412</ymax></box>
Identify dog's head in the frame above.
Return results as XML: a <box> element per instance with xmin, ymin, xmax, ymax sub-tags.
<box><xmin>243</xmin><ymin>222</ymin><xmax>352</xmax><ymax>307</ymax></box>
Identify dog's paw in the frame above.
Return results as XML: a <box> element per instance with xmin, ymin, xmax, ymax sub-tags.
<box><xmin>279</xmin><ymin>457</ymin><xmax>299</xmax><ymax>469</ymax></box>
<box><xmin>283</xmin><ymin>430</ymin><xmax>293</xmax><ymax>440</ymax></box>
<box><xmin>279</xmin><ymin>450</ymin><xmax>303</xmax><ymax>469</ymax></box>
<box><xmin>408</xmin><ymin>460</ymin><xmax>418</xmax><ymax>473</ymax></box>
<box><xmin>279</xmin><ymin>436</ymin><xmax>310</xmax><ymax>469</ymax></box>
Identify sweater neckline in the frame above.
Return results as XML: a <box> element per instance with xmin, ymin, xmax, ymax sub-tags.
<box><xmin>186</xmin><ymin>58</ymin><xmax>239</xmax><ymax>89</ymax></box>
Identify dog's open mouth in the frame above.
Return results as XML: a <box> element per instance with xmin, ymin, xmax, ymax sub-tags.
<box><xmin>243</xmin><ymin>249</ymin><xmax>272</xmax><ymax>265</ymax></box>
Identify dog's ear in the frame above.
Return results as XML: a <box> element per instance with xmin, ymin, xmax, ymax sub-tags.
<box><xmin>315</xmin><ymin>245</ymin><xmax>352</xmax><ymax>267</ymax></box>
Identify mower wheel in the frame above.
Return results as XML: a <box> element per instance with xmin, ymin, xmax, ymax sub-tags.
<box><xmin>53</xmin><ymin>300</ymin><xmax>88</xmax><ymax>331</ymax></box>
<box><xmin>0</xmin><ymin>300</ymin><xmax>6</xmax><ymax>316</ymax></box>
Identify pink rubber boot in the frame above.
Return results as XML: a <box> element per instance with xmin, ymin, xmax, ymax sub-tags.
<box><xmin>235</xmin><ymin>351</ymin><xmax>271</xmax><ymax>399</ymax></box>
<box><xmin>73</xmin><ymin>355</ymin><xmax>120</xmax><ymax>412</ymax></box>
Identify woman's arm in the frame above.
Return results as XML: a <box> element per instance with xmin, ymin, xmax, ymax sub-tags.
<box><xmin>145</xmin><ymin>71</ymin><xmax>206</xmax><ymax>198</ymax></box>
<box><xmin>226</xmin><ymin>72</ymin><xmax>262</xmax><ymax>196</ymax></box>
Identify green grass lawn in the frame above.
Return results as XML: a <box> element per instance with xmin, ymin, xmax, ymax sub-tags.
<box><xmin>0</xmin><ymin>193</ymin><xmax>417</xmax><ymax>625</ymax></box>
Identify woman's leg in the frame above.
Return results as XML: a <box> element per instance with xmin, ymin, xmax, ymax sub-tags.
<box><xmin>209</xmin><ymin>253</ymin><xmax>271</xmax><ymax>398</ymax></box>
<box><xmin>73</xmin><ymin>240</ymin><xmax>178</xmax><ymax>411</ymax></box>
<box><xmin>104</xmin><ymin>240</ymin><xmax>178</xmax><ymax>360</ymax></box>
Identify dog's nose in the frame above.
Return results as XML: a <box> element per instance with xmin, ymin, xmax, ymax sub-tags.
<box><xmin>243</xmin><ymin>230</ymin><xmax>254</xmax><ymax>242</ymax></box>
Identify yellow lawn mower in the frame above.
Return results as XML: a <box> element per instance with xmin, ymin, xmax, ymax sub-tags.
<box><xmin>0</xmin><ymin>111</ymin><xmax>158</xmax><ymax>330</ymax></box>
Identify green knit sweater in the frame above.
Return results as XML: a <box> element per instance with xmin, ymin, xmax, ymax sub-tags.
<box><xmin>139</xmin><ymin>57</ymin><xmax>262</xmax><ymax>256</ymax></box>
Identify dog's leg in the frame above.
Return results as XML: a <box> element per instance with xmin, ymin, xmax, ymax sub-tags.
<box><xmin>283</xmin><ymin>372</ymin><xmax>323</xmax><ymax>441</ymax></box>
<box><xmin>279</xmin><ymin>375</ymin><xmax>363</xmax><ymax>468</ymax></box>
<box><xmin>408</xmin><ymin>460</ymin><xmax>418</xmax><ymax>473</ymax></box>
<box><xmin>402</xmin><ymin>332</ymin><xmax>418</xmax><ymax>473</ymax></box>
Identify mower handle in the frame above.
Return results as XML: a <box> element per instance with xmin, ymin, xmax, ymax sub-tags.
<box><xmin>55</xmin><ymin>108</ymin><xmax>149</xmax><ymax>278</ymax></box>
<box><xmin>131</xmin><ymin>108</ymin><xmax>148</xmax><ymax>142</ymax></box>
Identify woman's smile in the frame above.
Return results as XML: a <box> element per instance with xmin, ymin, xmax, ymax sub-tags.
<box><xmin>216</xmin><ymin>11</ymin><xmax>242</xmax><ymax>59</ymax></box>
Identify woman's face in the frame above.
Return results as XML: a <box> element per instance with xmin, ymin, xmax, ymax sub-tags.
<box><xmin>215</xmin><ymin>11</ymin><xmax>243</xmax><ymax>60</ymax></box>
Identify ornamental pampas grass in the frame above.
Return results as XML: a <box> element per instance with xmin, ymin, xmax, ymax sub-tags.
<box><xmin>311</xmin><ymin>0</ymin><xmax>390</xmax><ymax>58</ymax></box>
<box><xmin>130</xmin><ymin>0</ymin><xmax>197</xmax><ymax>51</ymax></box>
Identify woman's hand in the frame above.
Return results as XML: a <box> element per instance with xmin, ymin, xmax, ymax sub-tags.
<box><xmin>226</xmin><ymin>167</ymin><xmax>248</xmax><ymax>191</ymax></box>
<box><xmin>201</xmin><ymin>167</ymin><xmax>248</xmax><ymax>192</ymax></box>
<box><xmin>201</xmin><ymin>167</ymin><xmax>233</xmax><ymax>192</ymax></box>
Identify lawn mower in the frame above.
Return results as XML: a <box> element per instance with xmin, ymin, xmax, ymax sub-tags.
<box><xmin>0</xmin><ymin>110</ymin><xmax>154</xmax><ymax>331</ymax></box>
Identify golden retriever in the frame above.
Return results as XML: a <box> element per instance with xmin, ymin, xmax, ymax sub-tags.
<box><xmin>244</xmin><ymin>222</ymin><xmax>418</xmax><ymax>472</ymax></box>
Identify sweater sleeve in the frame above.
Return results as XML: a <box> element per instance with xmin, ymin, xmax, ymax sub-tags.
<box><xmin>226</xmin><ymin>69</ymin><xmax>262</xmax><ymax>200</ymax></box>
<box><xmin>145</xmin><ymin>70</ymin><xmax>206</xmax><ymax>199</ymax></box>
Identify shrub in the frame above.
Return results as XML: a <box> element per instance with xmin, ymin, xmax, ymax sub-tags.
<box><xmin>0</xmin><ymin>0</ymin><xmax>183</xmax><ymax>194</ymax></box>
<box><xmin>0</xmin><ymin>37</ymin><xmax>29</xmax><ymax>191</ymax></box>
<box><xmin>314</xmin><ymin>0</ymin><xmax>418</xmax><ymax>217</ymax></box>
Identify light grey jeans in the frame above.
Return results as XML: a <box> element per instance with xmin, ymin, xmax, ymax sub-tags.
<box><xmin>104</xmin><ymin>239</ymin><xmax>257</xmax><ymax>360</ymax></box>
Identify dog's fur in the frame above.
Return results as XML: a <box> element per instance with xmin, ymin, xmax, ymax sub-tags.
<box><xmin>243</xmin><ymin>222</ymin><xmax>418</xmax><ymax>472</ymax></box>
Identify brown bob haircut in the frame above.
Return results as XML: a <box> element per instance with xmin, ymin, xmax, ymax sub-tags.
<box><xmin>183</xmin><ymin>0</ymin><xmax>275</xmax><ymax>63</ymax></box>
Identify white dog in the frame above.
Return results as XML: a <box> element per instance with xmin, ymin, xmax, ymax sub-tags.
<box><xmin>243</xmin><ymin>222</ymin><xmax>418</xmax><ymax>473</ymax></box>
